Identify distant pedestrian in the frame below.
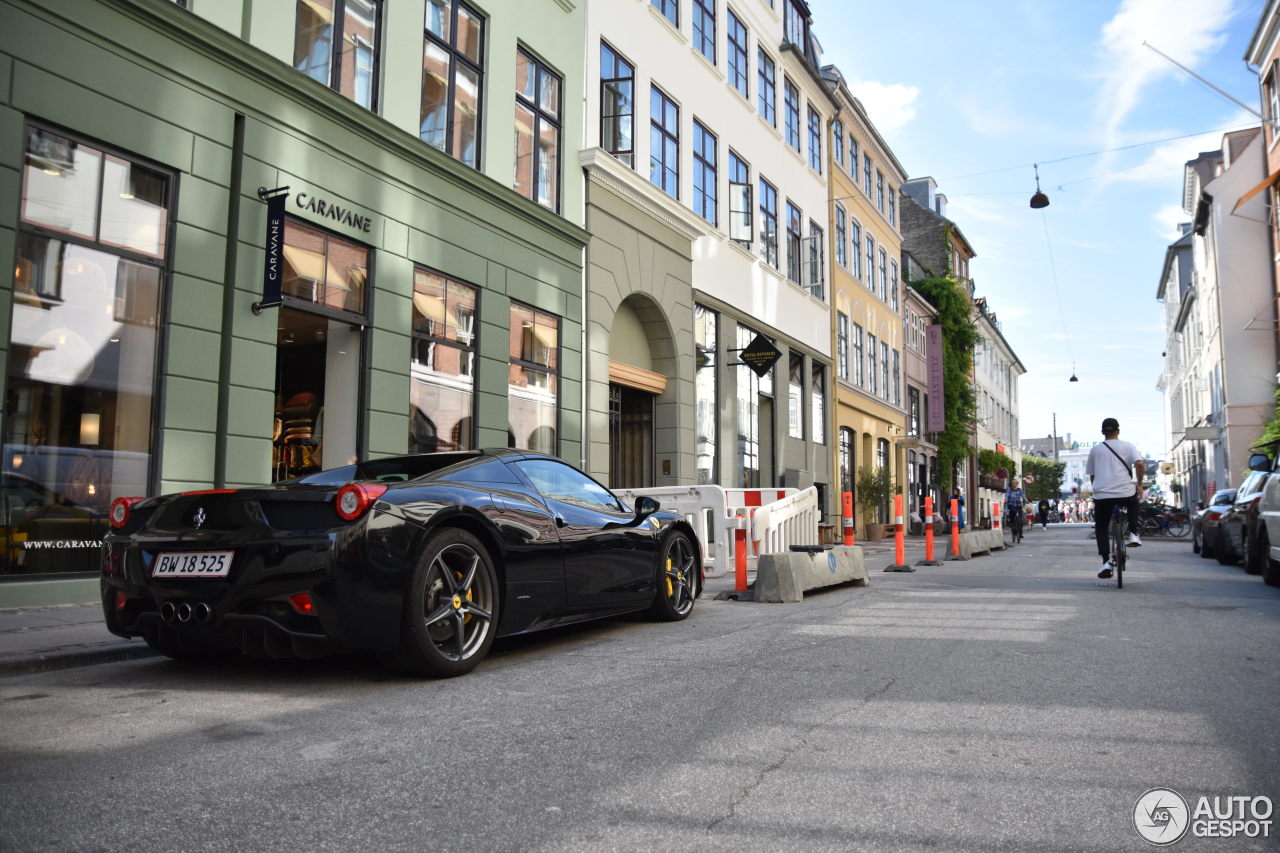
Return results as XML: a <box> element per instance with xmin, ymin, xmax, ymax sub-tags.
<box><xmin>1037</xmin><ymin>497</ymin><xmax>1050</xmax><ymax>529</ymax></box>
<box><xmin>952</xmin><ymin>487</ymin><xmax>965</xmax><ymax>530</ymax></box>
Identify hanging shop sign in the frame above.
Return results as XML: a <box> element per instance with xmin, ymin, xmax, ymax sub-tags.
<box><xmin>253</xmin><ymin>186</ymin><xmax>289</xmax><ymax>314</ymax></box>
<box><xmin>926</xmin><ymin>324</ymin><xmax>945</xmax><ymax>433</ymax></box>
<box><xmin>737</xmin><ymin>333</ymin><xmax>782</xmax><ymax>378</ymax></box>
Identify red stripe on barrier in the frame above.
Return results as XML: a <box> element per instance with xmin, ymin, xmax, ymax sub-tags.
<box><xmin>745</xmin><ymin>491</ymin><xmax>762</xmax><ymax>507</ymax></box>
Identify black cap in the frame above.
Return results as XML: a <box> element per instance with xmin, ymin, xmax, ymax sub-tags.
<box><xmin>1102</xmin><ymin>417</ymin><xmax>1120</xmax><ymax>432</ymax></box>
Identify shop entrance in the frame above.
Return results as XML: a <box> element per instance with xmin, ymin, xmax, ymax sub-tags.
<box><xmin>272</xmin><ymin>306</ymin><xmax>362</xmax><ymax>481</ymax></box>
<box><xmin>608</xmin><ymin>383</ymin><xmax>654</xmax><ymax>489</ymax></box>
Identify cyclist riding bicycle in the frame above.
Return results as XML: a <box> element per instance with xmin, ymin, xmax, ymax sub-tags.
<box><xmin>1005</xmin><ymin>479</ymin><xmax>1028</xmax><ymax>539</ymax></box>
<box><xmin>1086</xmin><ymin>417</ymin><xmax>1145</xmax><ymax>579</ymax></box>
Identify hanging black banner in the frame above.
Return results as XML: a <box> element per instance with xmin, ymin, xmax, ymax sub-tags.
<box><xmin>738</xmin><ymin>333</ymin><xmax>782</xmax><ymax>378</ymax></box>
<box><xmin>253</xmin><ymin>187</ymin><xmax>289</xmax><ymax>314</ymax></box>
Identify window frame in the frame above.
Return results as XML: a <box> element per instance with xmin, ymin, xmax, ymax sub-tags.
<box><xmin>692</xmin><ymin>0</ymin><xmax>716</xmax><ymax>64</ymax></box>
<box><xmin>834</xmin><ymin>205</ymin><xmax>847</xmax><ymax>268</ymax></box>
<box><xmin>514</xmin><ymin>47</ymin><xmax>562</xmax><ymax>212</ymax></box>
<box><xmin>726</xmin><ymin>9</ymin><xmax>749</xmax><ymax>98</ymax></box>
<box><xmin>759</xmin><ymin>176</ymin><xmax>778</xmax><ymax>267</ymax></box>
<box><xmin>295</xmin><ymin>0</ymin><xmax>383</xmax><ymax>111</ymax></box>
<box><xmin>420</xmin><ymin>0</ymin><xmax>485</xmax><ymax>169</ymax></box>
<box><xmin>600</xmin><ymin>41</ymin><xmax>635</xmax><ymax>168</ymax></box>
<box><xmin>652</xmin><ymin>0</ymin><xmax>678</xmax><ymax>26</ymax></box>
<box><xmin>807</xmin><ymin>105</ymin><xmax>821</xmax><ymax>171</ymax></box>
<box><xmin>758</xmin><ymin>48</ymin><xmax>776</xmax><ymax>126</ymax></box>
<box><xmin>728</xmin><ymin>149</ymin><xmax>753</xmax><ymax>246</ymax></box>
<box><xmin>410</xmin><ymin>267</ymin><xmax>479</xmax><ymax>452</ymax></box>
<box><xmin>785</xmin><ymin>200</ymin><xmax>802</xmax><ymax>283</ymax></box>
<box><xmin>784</xmin><ymin>77</ymin><xmax>800</xmax><ymax>150</ymax></box>
<box><xmin>692</xmin><ymin>119</ymin><xmax>718</xmax><ymax>225</ymax></box>
<box><xmin>649</xmin><ymin>84</ymin><xmax>680</xmax><ymax>199</ymax></box>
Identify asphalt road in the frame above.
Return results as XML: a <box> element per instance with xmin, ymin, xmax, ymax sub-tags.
<box><xmin>1</xmin><ymin>526</ymin><xmax>1277</xmax><ymax>852</ymax></box>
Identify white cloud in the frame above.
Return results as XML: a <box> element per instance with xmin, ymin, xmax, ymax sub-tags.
<box><xmin>850</xmin><ymin>80</ymin><xmax>919</xmax><ymax>133</ymax></box>
<box><xmin>1094</xmin><ymin>0</ymin><xmax>1236</xmax><ymax>146</ymax></box>
<box><xmin>1152</xmin><ymin>203</ymin><xmax>1192</xmax><ymax>240</ymax></box>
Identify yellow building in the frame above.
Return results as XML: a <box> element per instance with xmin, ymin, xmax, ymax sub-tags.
<box><xmin>822</xmin><ymin>66</ymin><xmax>909</xmax><ymax>536</ymax></box>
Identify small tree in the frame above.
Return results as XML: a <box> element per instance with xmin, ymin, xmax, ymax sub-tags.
<box><xmin>855</xmin><ymin>464</ymin><xmax>896</xmax><ymax>525</ymax></box>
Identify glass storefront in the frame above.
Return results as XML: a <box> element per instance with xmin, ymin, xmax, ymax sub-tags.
<box><xmin>693</xmin><ymin>304</ymin><xmax>716</xmax><ymax>485</ymax></box>
<box><xmin>3</xmin><ymin>127</ymin><xmax>168</xmax><ymax>575</ymax></box>
<box><xmin>272</xmin><ymin>220</ymin><xmax>367</xmax><ymax>481</ymax></box>
<box><xmin>410</xmin><ymin>269</ymin><xmax>476</xmax><ymax>453</ymax></box>
<box><xmin>507</xmin><ymin>301</ymin><xmax>558</xmax><ymax>454</ymax></box>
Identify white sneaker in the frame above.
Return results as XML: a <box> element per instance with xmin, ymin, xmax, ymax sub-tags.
<box><xmin>1126</xmin><ymin>532</ymin><xmax>1141</xmax><ymax>547</ymax></box>
<box><xmin>1098</xmin><ymin>560</ymin><xmax>1113</xmax><ymax>578</ymax></box>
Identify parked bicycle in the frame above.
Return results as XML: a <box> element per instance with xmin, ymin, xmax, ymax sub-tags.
<box><xmin>1141</xmin><ymin>510</ymin><xmax>1189</xmax><ymax>538</ymax></box>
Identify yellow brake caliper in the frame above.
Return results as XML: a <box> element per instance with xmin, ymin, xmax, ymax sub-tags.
<box><xmin>454</xmin><ymin>572</ymin><xmax>474</xmax><ymax>623</ymax></box>
<box><xmin>665</xmin><ymin>557</ymin><xmax>683</xmax><ymax>598</ymax></box>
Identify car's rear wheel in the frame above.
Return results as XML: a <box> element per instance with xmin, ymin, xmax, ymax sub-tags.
<box><xmin>1192</xmin><ymin>528</ymin><xmax>1201</xmax><ymax>554</ymax></box>
<box><xmin>1201</xmin><ymin>528</ymin><xmax>1216</xmax><ymax>558</ymax></box>
<box><xmin>1245</xmin><ymin>527</ymin><xmax>1265</xmax><ymax>575</ymax></box>
<box><xmin>396</xmin><ymin>528</ymin><xmax>499</xmax><ymax>677</ymax></box>
<box><xmin>647</xmin><ymin>532</ymin><xmax>697</xmax><ymax>622</ymax></box>
<box><xmin>1215</xmin><ymin>531</ymin><xmax>1236</xmax><ymax>565</ymax></box>
<box><xmin>1262</xmin><ymin>529</ymin><xmax>1280</xmax><ymax>587</ymax></box>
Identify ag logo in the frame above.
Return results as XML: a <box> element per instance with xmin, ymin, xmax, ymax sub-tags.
<box><xmin>1134</xmin><ymin>788</ymin><xmax>1190</xmax><ymax>845</ymax></box>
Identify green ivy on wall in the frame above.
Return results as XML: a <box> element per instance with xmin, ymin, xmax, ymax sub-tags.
<box><xmin>909</xmin><ymin>270</ymin><xmax>979</xmax><ymax>493</ymax></box>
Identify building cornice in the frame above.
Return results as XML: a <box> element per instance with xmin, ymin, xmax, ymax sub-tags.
<box><xmin>1246</xmin><ymin>0</ymin><xmax>1280</xmax><ymax>66</ymax></box>
<box><xmin>580</xmin><ymin>148</ymin><xmax>715</xmax><ymax>243</ymax></box>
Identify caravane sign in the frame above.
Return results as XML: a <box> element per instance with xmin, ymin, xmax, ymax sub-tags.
<box><xmin>294</xmin><ymin>191</ymin><xmax>374</xmax><ymax>233</ymax></box>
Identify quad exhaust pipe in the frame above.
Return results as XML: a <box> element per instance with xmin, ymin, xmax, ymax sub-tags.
<box><xmin>160</xmin><ymin>601</ymin><xmax>214</xmax><ymax>624</ymax></box>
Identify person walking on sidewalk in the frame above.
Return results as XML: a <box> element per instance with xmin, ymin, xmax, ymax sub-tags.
<box><xmin>1086</xmin><ymin>417</ymin><xmax>1145</xmax><ymax>579</ymax></box>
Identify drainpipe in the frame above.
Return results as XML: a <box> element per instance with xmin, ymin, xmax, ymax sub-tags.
<box><xmin>214</xmin><ymin>114</ymin><xmax>246</xmax><ymax>488</ymax></box>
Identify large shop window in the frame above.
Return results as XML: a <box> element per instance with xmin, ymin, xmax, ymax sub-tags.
<box><xmin>273</xmin><ymin>221</ymin><xmax>367</xmax><ymax>481</ymax></box>
<box><xmin>410</xmin><ymin>270</ymin><xmax>476</xmax><ymax>453</ymax></box>
<box><xmin>508</xmin><ymin>302</ymin><xmax>558</xmax><ymax>454</ymax></box>
<box><xmin>4</xmin><ymin>127</ymin><xmax>170</xmax><ymax>575</ymax></box>
<box><xmin>736</xmin><ymin>325</ymin><xmax>774</xmax><ymax>488</ymax></box>
<box><xmin>294</xmin><ymin>0</ymin><xmax>381</xmax><ymax>110</ymax></box>
<box><xmin>421</xmin><ymin>0</ymin><xmax>485</xmax><ymax>168</ymax></box>
<box><xmin>694</xmin><ymin>304</ymin><xmax>717</xmax><ymax>485</ymax></box>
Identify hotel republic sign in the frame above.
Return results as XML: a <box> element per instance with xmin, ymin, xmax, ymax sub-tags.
<box><xmin>926</xmin><ymin>324</ymin><xmax>945</xmax><ymax>433</ymax></box>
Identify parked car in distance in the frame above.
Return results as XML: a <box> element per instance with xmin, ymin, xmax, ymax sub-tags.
<box><xmin>1216</xmin><ymin>461</ymin><xmax>1270</xmax><ymax>573</ymax></box>
<box><xmin>1192</xmin><ymin>489</ymin><xmax>1237</xmax><ymax>559</ymax></box>
<box><xmin>101</xmin><ymin>449</ymin><xmax>702</xmax><ymax>677</ymax></box>
<box><xmin>1254</xmin><ymin>448</ymin><xmax>1280</xmax><ymax>586</ymax></box>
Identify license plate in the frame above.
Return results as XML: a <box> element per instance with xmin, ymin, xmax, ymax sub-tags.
<box><xmin>152</xmin><ymin>551</ymin><xmax>233</xmax><ymax>578</ymax></box>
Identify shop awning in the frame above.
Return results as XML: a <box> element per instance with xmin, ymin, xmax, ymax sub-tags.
<box><xmin>1233</xmin><ymin>166</ymin><xmax>1280</xmax><ymax>212</ymax></box>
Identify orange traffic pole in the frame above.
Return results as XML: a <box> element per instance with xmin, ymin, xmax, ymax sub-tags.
<box><xmin>841</xmin><ymin>491</ymin><xmax>855</xmax><ymax>546</ymax></box>
<box><xmin>924</xmin><ymin>497</ymin><xmax>936</xmax><ymax>562</ymax></box>
<box><xmin>993</xmin><ymin>501</ymin><xmax>1001</xmax><ymax>533</ymax></box>
<box><xmin>894</xmin><ymin>494</ymin><xmax>905</xmax><ymax>566</ymax></box>
<box><xmin>950</xmin><ymin>498</ymin><xmax>961</xmax><ymax>557</ymax></box>
<box><xmin>735</xmin><ymin>516</ymin><xmax>748</xmax><ymax>592</ymax></box>
<box><xmin>886</xmin><ymin>494</ymin><xmax>914</xmax><ymax>572</ymax></box>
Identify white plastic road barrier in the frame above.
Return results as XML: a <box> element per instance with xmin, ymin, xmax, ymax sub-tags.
<box><xmin>617</xmin><ymin>485</ymin><xmax>801</xmax><ymax>577</ymax></box>
<box><xmin>750</xmin><ymin>487</ymin><xmax>819</xmax><ymax>557</ymax></box>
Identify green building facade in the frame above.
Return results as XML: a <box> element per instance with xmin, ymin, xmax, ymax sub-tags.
<box><xmin>0</xmin><ymin>0</ymin><xmax>587</xmax><ymax>592</ymax></box>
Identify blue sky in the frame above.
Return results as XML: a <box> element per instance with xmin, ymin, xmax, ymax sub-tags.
<box><xmin>810</xmin><ymin>0</ymin><xmax>1267</xmax><ymax>459</ymax></box>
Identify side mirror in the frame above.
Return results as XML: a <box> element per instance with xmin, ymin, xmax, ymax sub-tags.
<box><xmin>1249</xmin><ymin>453</ymin><xmax>1272</xmax><ymax>473</ymax></box>
<box><xmin>634</xmin><ymin>495</ymin><xmax>660</xmax><ymax>521</ymax></box>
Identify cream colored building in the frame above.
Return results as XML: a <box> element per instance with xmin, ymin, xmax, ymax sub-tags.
<box><xmin>822</xmin><ymin>65</ymin><xmax>909</xmax><ymax>533</ymax></box>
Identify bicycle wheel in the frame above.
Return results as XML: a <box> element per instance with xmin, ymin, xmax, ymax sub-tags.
<box><xmin>1110</xmin><ymin>515</ymin><xmax>1127</xmax><ymax>588</ymax></box>
<box><xmin>1141</xmin><ymin>517</ymin><xmax>1162</xmax><ymax>537</ymax></box>
<box><xmin>1167</xmin><ymin>518</ymin><xmax>1188</xmax><ymax>538</ymax></box>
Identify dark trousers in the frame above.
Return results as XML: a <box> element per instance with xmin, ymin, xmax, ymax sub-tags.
<box><xmin>1094</xmin><ymin>496</ymin><xmax>1139</xmax><ymax>560</ymax></box>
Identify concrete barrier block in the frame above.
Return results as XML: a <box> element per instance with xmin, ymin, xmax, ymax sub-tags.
<box><xmin>754</xmin><ymin>546</ymin><xmax>870</xmax><ymax>603</ymax></box>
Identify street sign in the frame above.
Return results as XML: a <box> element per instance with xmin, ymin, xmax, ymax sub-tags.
<box><xmin>1024</xmin><ymin>474</ymin><xmax>1036</xmax><ymax>484</ymax></box>
<box><xmin>738</xmin><ymin>333</ymin><xmax>782</xmax><ymax>378</ymax></box>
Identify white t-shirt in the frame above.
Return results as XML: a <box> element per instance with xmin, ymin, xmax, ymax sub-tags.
<box><xmin>1086</xmin><ymin>438</ymin><xmax>1142</xmax><ymax>499</ymax></box>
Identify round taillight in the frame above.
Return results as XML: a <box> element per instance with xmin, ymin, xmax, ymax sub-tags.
<box><xmin>109</xmin><ymin>497</ymin><xmax>143</xmax><ymax>529</ymax></box>
<box><xmin>335</xmin><ymin>483</ymin><xmax>388</xmax><ymax>522</ymax></box>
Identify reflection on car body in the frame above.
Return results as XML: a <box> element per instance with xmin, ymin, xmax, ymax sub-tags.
<box><xmin>101</xmin><ymin>449</ymin><xmax>702</xmax><ymax>676</ymax></box>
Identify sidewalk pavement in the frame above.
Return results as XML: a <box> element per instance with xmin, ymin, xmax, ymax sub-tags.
<box><xmin>0</xmin><ymin>528</ymin><xmax>1015</xmax><ymax>678</ymax></box>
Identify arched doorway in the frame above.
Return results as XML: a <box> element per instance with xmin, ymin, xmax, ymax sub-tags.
<box><xmin>608</xmin><ymin>298</ymin><xmax>669</xmax><ymax>489</ymax></box>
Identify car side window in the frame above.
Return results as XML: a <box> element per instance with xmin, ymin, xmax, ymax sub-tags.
<box><xmin>515</xmin><ymin>460</ymin><xmax>624</xmax><ymax>514</ymax></box>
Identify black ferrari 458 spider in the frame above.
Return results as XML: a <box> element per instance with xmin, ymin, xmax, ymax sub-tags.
<box><xmin>101</xmin><ymin>449</ymin><xmax>702</xmax><ymax>676</ymax></box>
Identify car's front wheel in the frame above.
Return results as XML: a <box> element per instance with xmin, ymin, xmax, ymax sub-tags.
<box><xmin>647</xmin><ymin>532</ymin><xmax>697</xmax><ymax>621</ymax></box>
<box><xmin>396</xmin><ymin>528</ymin><xmax>499</xmax><ymax>677</ymax></box>
<box><xmin>1245</xmin><ymin>526</ymin><xmax>1265</xmax><ymax>575</ymax></box>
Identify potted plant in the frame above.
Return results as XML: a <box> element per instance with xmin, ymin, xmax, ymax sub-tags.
<box><xmin>855</xmin><ymin>464</ymin><xmax>896</xmax><ymax>541</ymax></box>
